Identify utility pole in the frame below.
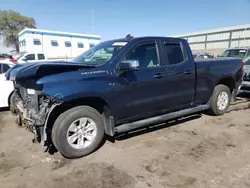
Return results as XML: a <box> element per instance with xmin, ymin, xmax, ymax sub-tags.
<box><xmin>92</xmin><ymin>9</ymin><xmax>95</xmax><ymax>33</ymax></box>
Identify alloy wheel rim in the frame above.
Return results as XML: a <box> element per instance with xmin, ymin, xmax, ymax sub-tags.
<box><xmin>66</xmin><ymin>117</ymin><xmax>97</xmax><ymax>149</ymax></box>
<box><xmin>217</xmin><ymin>91</ymin><xmax>229</xmax><ymax>111</ymax></box>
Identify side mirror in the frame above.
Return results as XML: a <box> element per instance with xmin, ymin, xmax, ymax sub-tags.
<box><xmin>22</xmin><ymin>57</ymin><xmax>28</xmax><ymax>61</ymax></box>
<box><xmin>119</xmin><ymin>60</ymin><xmax>139</xmax><ymax>71</ymax></box>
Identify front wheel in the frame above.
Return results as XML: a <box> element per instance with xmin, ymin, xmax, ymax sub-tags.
<box><xmin>209</xmin><ymin>84</ymin><xmax>231</xmax><ymax>116</ymax></box>
<box><xmin>52</xmin><ymin>106</ymin><xmax>105</xmax><ymax>158</ymax></box>
<box><xmin>9</xmin><ymin>92</ymin><xmax>17</xmax><ymax>115</ymax></box>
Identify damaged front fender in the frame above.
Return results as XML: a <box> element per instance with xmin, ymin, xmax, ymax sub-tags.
<box><xmin>12</xmin><ymin>91</ymin><xmax>62</xmax><ymax>142</ymax></box>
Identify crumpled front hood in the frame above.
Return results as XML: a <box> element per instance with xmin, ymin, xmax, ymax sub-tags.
<box><xmin>5</xmin><ymin>61</ymin><xmax>91</xmax><ymax>81</ymax></box>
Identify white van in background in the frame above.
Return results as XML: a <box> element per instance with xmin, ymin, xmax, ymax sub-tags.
<box><xmin>0</xmin><ymin>61</ymin><xmax>15</xmax><ymax>108</ymax></box>
<box><xmin>16</xmin><ymin>52</ymin><xmax>70</xmax><ymax>64</ymax></box>
<box><xmin>16</xmin><ymin>52</ymin><xmax>48</xmax><ymax>64</ymax></box>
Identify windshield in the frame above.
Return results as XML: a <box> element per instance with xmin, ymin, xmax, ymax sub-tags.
<box><xmin>72</xmin><ymin>41</ymin><xmax>127</xmax><ymax>66</ymax></box>
<box><xmin>16</xmin><ymin>53</ymin><xmax>26</xmax><ymax>60</ymax></box>
<box><xmin>244</xmin><ymin>56</ymin><xmax>250</xmax><ymax>65</ymax></box>
<box><xmin>220</xmin><ymin>49</ymin><xmax>247</xmax><ymax>58</ymax></box>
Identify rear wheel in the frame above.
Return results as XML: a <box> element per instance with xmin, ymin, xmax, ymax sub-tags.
<box><xmin>209</xmin><ymin>84</ymin><xmax>231</xmax><ymax>116</ymax></box>
<box><xmin>51</xmin><ymin>106</ymin><xmax>105</xmax><ymax>158</ymax></box>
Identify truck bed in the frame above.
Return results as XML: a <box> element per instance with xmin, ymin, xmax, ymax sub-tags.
<box><xmin>194</xmin><ymin>57</ymin><xmax>243</xmax><ymax>104</ymax></box>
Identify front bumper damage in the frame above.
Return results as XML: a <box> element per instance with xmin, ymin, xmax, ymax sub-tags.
<box><xmin>11</xmin><ymin>87</ymin><xmax>62</xmax><ymax>143</ymax></box>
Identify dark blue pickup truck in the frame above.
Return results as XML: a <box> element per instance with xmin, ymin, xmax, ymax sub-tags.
<box><xmin>6</xmin><ymin>35</ymin><xmax>243</xmax><ymax>158</ymax></box>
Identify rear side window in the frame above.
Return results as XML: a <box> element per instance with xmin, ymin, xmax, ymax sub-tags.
<box><xmin>38</xmin><ymin>54</ymin><xmax>45</xmax><ymax>60</ymax></box>
<box><xmin>25</xmin><ymin>54</ymin><xmax>35</xmax><ymax>60</ymax></box>
<box><xmin>162</xmin><ymin>42</ymin><xmax>185</xmax><ymax>65</ymax></box>
<box><xmin>0</xmin><ymin>63</ymin><xmax>10</xmax><ymax>74</ymax></box>
<box><xmin>221</xmin><ymin>49</ymin><xmax>246</xmax><ymax>58</ymax></box>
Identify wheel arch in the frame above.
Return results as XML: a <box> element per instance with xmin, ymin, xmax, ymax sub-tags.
<box><xmin>216</xmin><ymin>76</ymin><xmax>236</xmax><ymax>93</ymax></box>
<box><xmin>7</xmin><ymin>90</ymin><xmax>14</xmax><ymax>107</ymax></box>
<box><xmin>44</xmin><ymin>96</ymin><xmax>115</xmax><ymax>142</ymax></box>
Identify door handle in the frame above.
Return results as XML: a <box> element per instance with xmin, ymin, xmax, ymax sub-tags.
<box><xmin>154</xmin><ymin>73</ymin><xmax>165</xmax><ymax>79</ymax></box>
<box><xmin>184</xmin><ymin>70</ymin><xmax>192</xmax><ymax>75</ymax></box>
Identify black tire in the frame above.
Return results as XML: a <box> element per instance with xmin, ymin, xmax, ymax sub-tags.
<box><xmin>9</xmin><ymin>92</ymin><xmax>17</xmax><ymax>115</ymax></box>
<box><xmin>51</xmin><ymin>106</ymin><xmax>105</xmax><ymax>159</ymax></box>
<box><xmin>209</xmin><ymin>84</ymin><xmax>231</xmax><ymax>116</ymax></box>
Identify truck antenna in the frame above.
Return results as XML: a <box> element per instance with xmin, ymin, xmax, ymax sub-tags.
<box><xmin>125</xmin><ymin>34</ymin><xmax>133</xmax><ymax>40</ymax></box>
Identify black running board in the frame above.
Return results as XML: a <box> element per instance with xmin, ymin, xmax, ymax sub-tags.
<box><xmin>115</xmin><ymin>105</ymin><xmax>209</xmax><ymax>133</ymax></box>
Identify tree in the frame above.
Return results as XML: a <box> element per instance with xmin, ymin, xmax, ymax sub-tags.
<box><xmin>0</xmin><ymin>10</ymin><xmax>36</xmax><ymax>52</ymax></box>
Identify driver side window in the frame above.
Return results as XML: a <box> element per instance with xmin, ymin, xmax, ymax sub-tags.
<box><xmin>124</xmin><ymin>43</ymin><xmax>159</xmax><ymax>68</ymax></box>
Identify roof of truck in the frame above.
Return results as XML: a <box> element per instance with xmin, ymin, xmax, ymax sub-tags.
<box><xmin>105</xmin><ymin>36</ymin><xmax>187</xmax><ymax>44</ymax></box>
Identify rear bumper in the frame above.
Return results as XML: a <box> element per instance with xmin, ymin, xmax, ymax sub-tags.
<box><xmin>238</xmin><ymin>81</ymin><xmax>250</xmax><ymax>94</ymax></box>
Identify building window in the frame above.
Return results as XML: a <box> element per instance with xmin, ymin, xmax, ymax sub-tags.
<box><xmin>19</xmin><ymin>40</ymin><xmax>26</xmax><ymax>48</ymax></box>
<box><xmin>33</xmin><ymin>39</ymin><xmax>41</xmax><ymax>45</ymax></box>
<box><xmin>90</xmin><ymin>43</ymin><xmax>95</xmax><ymax>48</ymax></box>
<box><xmin>65</xmin><ymin>41</ymin><xmax>71</xmax><ymax>47</ymax></box>
<box><xmin>77</xmin><ymin>42</ymin><xmax>84</xmax><ymax>48</ymax></box>
<box><xmin>51</xmin><ymin>40</ymin><xmax>58</xmax><ymax>46</ymax></box>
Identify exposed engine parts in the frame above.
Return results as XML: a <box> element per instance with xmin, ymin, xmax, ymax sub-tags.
<box><xmin>11</xmin><ymin>88</ymin><xmax>61</xmax><ymax>143</ymax></box>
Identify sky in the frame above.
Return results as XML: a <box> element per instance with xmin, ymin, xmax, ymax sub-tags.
<box><xmin>0</xmin><ymin>0</ymin><xmax>250</xmax><ymax>42</ymax></box>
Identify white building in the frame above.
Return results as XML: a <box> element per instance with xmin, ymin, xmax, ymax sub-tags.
<box><xmin>172</xmin><ymin>24</ymin><xmax>250</xmax><ymax>54</ymax></box>
<box><xmin>18</xmin><ymin>28</ymin><xmax>101</xmax><ymax>59</ymax></box>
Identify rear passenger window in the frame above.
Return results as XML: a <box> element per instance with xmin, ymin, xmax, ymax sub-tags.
<box><xmin>162</xmin><ymin>42</ymin><xmax>185</xmax><ymax>65</ymax></box>
<box><xmin>38</xmin><ymin>54</ymin><xmax>45</xmax><ymax>60</ymax></box>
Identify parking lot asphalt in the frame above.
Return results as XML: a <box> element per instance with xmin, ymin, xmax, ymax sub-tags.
<box><xmin>0</xmin><ymin>98</ymin><xmax>250</xmax><ymax>188</ymax></box>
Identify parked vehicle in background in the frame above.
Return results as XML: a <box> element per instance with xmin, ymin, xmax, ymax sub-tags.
<box><xmin>16</xmin><ymin>52</ymin><xmax>48</xmax><ymax>63</ymax></box>
<box><xmin>219</xmin><ymin>48</ymin><xmax>250</xmax><ymax>59</ymax></box>
<box><xmin>239</xmin><ymin>56</ymin><xmax>250</xmax><ymax>94</ymax></box>
<box><xmin>0</xmin><ymin>61</ymin><xmax>14</xmax><ymax>108</ymax></box>
<box><xmin>6</xmin><ymin>36</ymin><xmax>243</xmax><ymax>158</ymax></box>
<box><xmin>0</xmin><ymin>54</ymin><xmax>17</xmax><ymax>63</ymax></box>
<box><xmin>16</xmin><ymin>51</ymin><xmax>70</xmax><ymax>63</ymax></box>
<box><xmin>193</xmin><ymin>52</ymin><xmax>215</xmax><ymax>59</ymax></box>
